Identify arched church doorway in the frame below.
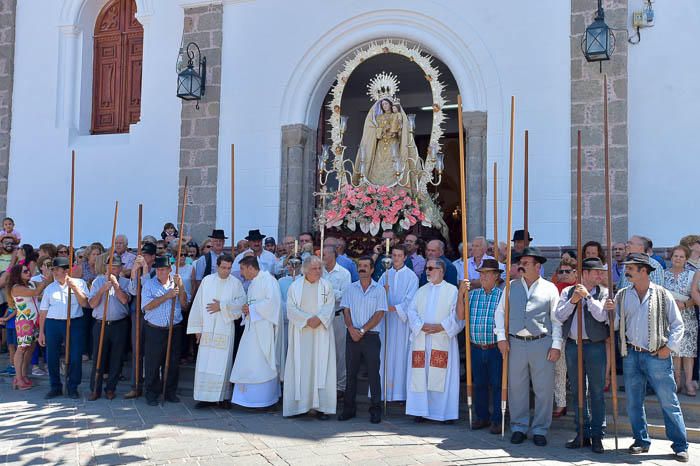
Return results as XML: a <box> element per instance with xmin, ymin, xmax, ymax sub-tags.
<box><xmin>314</xmin><ymin>48</ymin><xmax>486</xmax><ymax>255</ymax></box>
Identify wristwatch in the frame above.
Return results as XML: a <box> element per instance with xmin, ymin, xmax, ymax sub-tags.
<box><xmin>358</xmin><ymin>327</ymin><xmax>365</xmax><ymax>335</ymax></box>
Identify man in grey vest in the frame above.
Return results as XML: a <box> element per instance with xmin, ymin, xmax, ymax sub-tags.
<box><xmin>495</xmin><ymin>247</ymin><xmax>562</xmax><ymax>447</ymax></box>
<box><xmin>555</xmin><ymin>258</ymin><xmax>609</xmax><ymax>453</ymax></box>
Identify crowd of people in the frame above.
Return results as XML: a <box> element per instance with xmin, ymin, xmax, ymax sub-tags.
<box><xmin>0</xmin><ymin>216</ymin><xmax>698</xmax><ymax>462</ymax></box>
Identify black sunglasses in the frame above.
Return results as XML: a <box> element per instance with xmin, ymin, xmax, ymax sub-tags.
<box><xmin>558</xmin><ymin>269</ymin><xmax>573</xmax><ymax>274</ymax></box>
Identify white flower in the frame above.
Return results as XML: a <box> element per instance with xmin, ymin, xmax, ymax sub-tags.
<box><xmin>369</xmin><ymin>222</ymin><xmax>380</xmax><ymax>236</ymax></box>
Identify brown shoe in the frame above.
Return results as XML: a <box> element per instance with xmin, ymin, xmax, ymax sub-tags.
<box><xmin>123</xmin><ymin>389</ymin><xmax>141</xmax><ymax>399</ymax></box>
<box><xmin>88</xmin><ymin>392</ymin><xmax>101</xmax><ymax>401</ymax></box>
<box><xmin>471</xmin><ymin>419</ymin><xmax>491</xmax><ymax>430</ymax></box>
<box><xmin>489</xmin><ymin>423</ymin><xmax>502</xmax><ymax>435</ymax></box>
<box><xmin>105</xmin><ymin>391</ymin><xmax>116</xmax><ymax>400</ymax></box>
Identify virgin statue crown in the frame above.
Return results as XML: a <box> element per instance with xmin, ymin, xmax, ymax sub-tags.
<box><xmin>367</xmin><ymin>72</ymin><xmax>400</xmax><ymax>102</ymax></box>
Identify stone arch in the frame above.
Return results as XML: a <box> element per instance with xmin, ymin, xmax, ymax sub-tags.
<box><xmin>278</xmin><ymin>9</ymin><xmax>500</xmax><ymax>239</ymax></box>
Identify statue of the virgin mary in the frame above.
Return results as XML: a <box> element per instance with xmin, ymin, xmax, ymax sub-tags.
<box><xmin>354</xmin><ymin>72</ymin><xmax>449</xmax><ymax>239</ymax></box>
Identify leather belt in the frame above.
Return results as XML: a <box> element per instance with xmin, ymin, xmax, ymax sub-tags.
<box><xmin>510</xmin><ymin>333</ymin><xmax>547</xmax><ymax>341</ymax></box>
<box><xmin>146</xmin><ymin>321</ymin><xmax>181</xmax><ymax>330</ymax></box>
<box><xmin>628</xmin><ymin>344</ymin><xmax>651</xmax><ymax>353</ymax></box>
<box><xmin>472</xmin><ymin>343</ymin><xmax>497</xmax><ymax>350</ymax></box>
<box><xmin>335</xmin><ymin>310</ymin><xmax>344</xmax><ymax>316</ymax></box>
<box><xmin>96</xmin><ymin>317</ymin><xmax>128</xmax><ymax>326</ymax></box>
<box><xmin>567</xmin><ymin>337</ymin><xmax>593</xmax><ymax>344</ymax></box>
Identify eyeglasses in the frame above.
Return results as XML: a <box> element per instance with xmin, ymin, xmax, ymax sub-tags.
<box><xmin>21</xmin><ymin>269</ymin><xmax>30</xmax><ymax>274</ymax></box>
<box><xmin>203</xmin><ymin>245</ymin><xmax>212</xmax><ymax>249</ymax></box>
<box><xmin>426</xmin><ymin>266</ymin><xmax>439</xmax><ymax>272</ymax></box>
<box><xmin>558</xmin><ymin>269</ymin><xmax>574</xmax><ymax>274</ymax></box>
<box><xmin>57</xmin><ymin>250</ymin><xmax>68</xmax><ymax>254</ymax></box>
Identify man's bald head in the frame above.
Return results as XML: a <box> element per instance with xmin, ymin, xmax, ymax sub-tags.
<box><xmin>426</xmin><ymin>239</ymin><xmax>445</xmax><ymax>260</ymax></box>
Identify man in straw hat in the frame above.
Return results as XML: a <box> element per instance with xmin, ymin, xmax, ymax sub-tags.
<box><xmin>495</xmin><ymin>247</ymin><xmax>562</xmax><ymax>447</ymax></box>
<box><xmin>609</xmin><ymin>253</ymin><xmax>688</xmax><ymax>462</ymax></box>
<box><xmin>555</xmin><ymin>257</ymin><xmax>610</xmax><ymax>453</ymax></box>
<box><xmin>458</xmin><ymin>258</ymin><xmax>504</xmax><ymax>434</ymax></box>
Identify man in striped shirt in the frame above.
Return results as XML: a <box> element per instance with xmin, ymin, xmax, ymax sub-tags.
<box><xmin>458</xmin><ymin>259</ymin><xmax>503</xmax><ymax>434</ymax></box>
<box><xmin>338</xmin><ymin>256</ymin><xmax>387</xmax><ymax>424</ymax></box>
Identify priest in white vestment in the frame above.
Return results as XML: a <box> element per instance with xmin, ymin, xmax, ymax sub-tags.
<box><xmin>187</xmin><ymin>254</ymin><xmax>246</xmax><ymax>407</ymax></box>
<box><xmin>283</xmin><ymin>256</ymin><xmax>337</xmax><ymax>418</ymax></box>
<box><xmin>230</xmin><ymin>256</ymin><xmax>282</xmax><ymax>408</ymax></box>
<box><xmin>406</xmin><ymin>258</ymin><xmax>463</xmax><ymax>423</ymax></box>
<box><xmin>379</xmin><ymin>245</ymin><xmax>418</xmax><ymax>402</ymax></box>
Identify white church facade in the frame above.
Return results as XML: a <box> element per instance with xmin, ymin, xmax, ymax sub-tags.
<box><xmin>2</xmin><ymin>0</ymin><xmax>697</xmax><ymax>248</ymax></box>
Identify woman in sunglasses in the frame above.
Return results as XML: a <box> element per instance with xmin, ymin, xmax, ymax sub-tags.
<box><xmin>5</xmin><ymin>264</ymin><xmax>51</xmax><ymax>389</ymax></box>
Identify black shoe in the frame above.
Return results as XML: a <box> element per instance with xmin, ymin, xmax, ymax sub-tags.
<box><xmin>591</xmin><ymin>437</ymin><xmax>604</xmax><ymax>454</ymax></box>
<box><xmin>510</xmin><ymin>432</ymin><xmax>526</xmax><ymax>444</ymax></box>
<box><xmin>628</xmin><ymin>441</ymin><xmax>650</xmax><ymax>454</ymax></box>
<box><xmin>164</xmin><ymin>394</ymin><xmax>180</xmax><ymax>403</ymax></box>
<box><xmin>67</xmin><ymin>390</ymin><xmax>80</xmax><ymax>399</ymax></box>
<box><xmin>674</xmin><ymin>451</ymin><xmax>689</xmax><ymax>463</ymax></box>
<box><xmin>316</xmin><ymin>412</ymin><xmax>330</xmax><ymax>421</ymax></box>
<box><xmin>218</xmin><ymin>400</ymin><xmax>232</xmax><ymax>410</ymax></box>
<box><xmin>45</xmin><ymin>389</ymin><xmax>63</xmax><ymax>399</ymax></box>
<box><xmin>195</xmin><ymin>401</ymin><xmax>214</xmax><ymax>409</ymax></box>
<box><xmin>489</xmin><ymin>423</ymin><xmax>501</xmax><ymax>435</ymax></box>
<box><xmin>370</xmin><ymin>412</ymin><xmax>381</xmax><ymax>424</ymax></box>
<box><xmin>442</xmin><ymin>420</ymin><xmax>455</xmax><ymax>425</ymax></box>
<box><xmin>533</xmin><ymin>435</ymin><xmax>547</xmax><ymax>447</ymax></box>
<box><xmin>146</xmin><ymin>398</ymin><xmax>159</xmax><ymax>406</ymax></box>
<box><xmin>565</xmin><ymin>435</ymin><xmax>591</xmax><ymax>449</ymax></box>
<box><xmin>414</xmin><ymin>416</ymin><xmax>426</xmax><ymax>423</ymax></box>
<box><xmin>337</xmin><ymin>412</ymin><xmax>356</xmax><ymax>421</ymax></box>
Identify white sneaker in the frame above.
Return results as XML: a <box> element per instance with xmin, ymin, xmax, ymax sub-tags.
<box><xmin>32</xmin><ymin>366</ymin><xmax>47</xmax><ymax>376</ymax></box>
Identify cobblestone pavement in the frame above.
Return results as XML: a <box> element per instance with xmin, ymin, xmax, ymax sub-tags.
<box><xmin>0</xmin><ymin>359</ymin><xmax>697</xmax><ymax>465</ymax></box>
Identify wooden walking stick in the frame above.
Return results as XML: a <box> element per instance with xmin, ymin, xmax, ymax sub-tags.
<box><xmin>501</xmin><ymin>96</ymin><xmax>515</xmax><ymax>437</ymax></box>
<box><xmin>64</xmin><ymin>150</ymin><xmax>76</xmax><ymax>395</ymax></box>
<box><xmin>457</xmin><ymin>94</ymin><xmax>473</xmax><ymax>428</ymax></box>
<box><xmin>603</xmin><ymin>74</ymin><xmax>619</xmax><ymax>450</ymax></box>
<box><xmin>134</xmin><ymin>204</ymin><xmax>143</xmax><ymax>395</ymax></box>
<box><xmin>162</xmin><ymin>177</ymin><xmax>188</xmax><ymax>404</ymax></box>
<box><xmin>493</xmin><ymin>162</ymin><xmax>498</xmax><ymax>261</ymax></box>
<box><xmin>523</xmin><ymin>130</ymin><xmax>529</xmax><ymax>241</ymax></box>
<box><xmin>92</xmin><ymin>201</ymin><xmax>119</xmax><ymax>398</ymax></box>
<box><xmin>576</xmin><ymin>131</ymin><xmax>585</xmax><ymax>447</ymax></box>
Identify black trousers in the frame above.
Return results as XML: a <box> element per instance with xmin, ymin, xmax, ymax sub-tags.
<box><xmin>343</xmin><ymin>331</ymin><xmax>381</xmax><ymax>416</ymax></box>
<box><xmin>232</xmin><ymin>317</ymin><xmax>244</xmax><ymax>361</ymax></box>
<box><xmin>90</xmin><ymin>317</ymin><xmax>128</xmax><ymax>394</ymax></box>
<box><xmin>144</xmin><ymin>324</ymin><xmax>182</xmax><ymax>402</ymax></box>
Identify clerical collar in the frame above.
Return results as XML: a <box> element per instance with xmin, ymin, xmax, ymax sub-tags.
<box><xmin>429</xmin><ymin>280</ymin><xmax>444</xmax><ymax>287</ymax></box>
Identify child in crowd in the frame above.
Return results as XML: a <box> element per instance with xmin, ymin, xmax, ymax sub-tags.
<box><xmin>161</xmin><ymin>222</ymin><xmax>191</xmax><ymax>245</ymax></box>
<box><xmin>0</xmin><ymin>304</ymin><xmax>16</xmax><ymax>377</ymax></box>
<box><xmin>0</xmin><ymin>217</ymin><xmax>21</xmax><ymax>244</ymax></box>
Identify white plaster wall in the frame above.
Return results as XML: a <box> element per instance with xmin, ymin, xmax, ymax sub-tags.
<box><xmin>218</xmin><ymin>0</ymin><xmax>571</xmax><ymax>245</ymax></box>
<box><xmin>8</xmin><ymin>0</ymin><xmax>571</xmax><ymax>247</ymax></box>
<box><xmin>8</xmin><ymin>0</ymin><xmax>184</xmax><ymax>247</ymax></box>
<box><xmin>627</xmin><ymin>0</ymin><xmax>699</xmax><ymax>245</ymax></box>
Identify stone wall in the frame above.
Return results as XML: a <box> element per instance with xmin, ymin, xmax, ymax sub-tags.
<box><xmin>278</xmin><ymin>124</ymin><xmax>316</xmax><ymax>240</ymax></box>
<box><xmin>571</xmin><ymin>0</ymin><xmax>628</xmax><ymax>245</ymax></box>
<box><xmin>179</xmin><ymin>4</ymin><xmax>223</xmax><ymax>242</ymax></box>
<box><xmin>0</xmin><ymin>0</ymin><xmax>15</xmax><ymax>218</ymax></box>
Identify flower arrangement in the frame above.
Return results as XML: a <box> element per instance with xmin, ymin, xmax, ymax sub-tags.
<box><xmin>324</xmin><ymin>184</ymin><xmax>430</xmax><ymax>236</ymax></box>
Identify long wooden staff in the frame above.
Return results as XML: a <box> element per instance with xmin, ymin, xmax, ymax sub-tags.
<box><xmin>493</xmin><ymin>162</ymin><xmax>498</xmax><ymax>261</ymax></box>
<box><xmin>381</xmin><ymin>238</ymin><xmax>391</xmax><ymax>416</ymax></box>
<box><xmin>457</xmin><ymin>94</ymin><xmax>473</xmax><ymax>428</ymax></box>
<box><xmin>64</xmin><ymin>150</ymin><xmax>76</xmax><ymax>395</ymax></box>
<box><xmin>231</xmin><ymin>144</ymin><xmax>235</xmax><ymax>250</ymax></box>
<box><xmin>162</xmin><ymin>177</ymin><xmax>188</xmax><ymax>404</ymax></box>
<box><xmin>523</xmin><ymin>130</ymin><xmax>529</xmax><ymax>241</ymax></box>
<box><xmin>501</xmin><ymin>96</ymin><xmax>515</xmax><ymax>437</ymax></box>
<box><xmin>576</xmin><ymin>131</ymin><xmax>585</xmax><ymax>446</ymax></box>
<box><xmin>92</xmin><ymin>201</ymin><xmax>119</xmax><ymax>398</ymax></box>
<box><xmin>603</xmin><ymin>74</ymin><xmax>619</xmax><ymax>449</ymax></box>
<box><xmin>134</xmin><ymin>204</ymin><xmax>143</xmax><ymax>394</ymax></box>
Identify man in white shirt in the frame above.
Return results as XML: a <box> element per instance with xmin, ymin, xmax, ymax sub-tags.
<box><xmin>38</xmin><ymin>257</ymin><xmax>89</xmax><ymax>399</ymax></box>
<box><xmin>233</xmin><ymin>229</ymin><xmax>278</xmax><ymax>275</ymax></box>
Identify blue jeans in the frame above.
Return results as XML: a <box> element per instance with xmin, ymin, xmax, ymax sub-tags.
<box><xmin>565</xmin><ymin>339</ymin><xmax>606</xmax><ymax>437</ymax></box>
<box><xmin>45</xmin><ymin>318</ymin><xmax>84</xmax><ymax>392</ymax></box>
<box><xmin>471</xmin><ymin>344</ymin><xmax>502</xmax><ymax>424</ymax></box>
<box><xmin>623</xmin><ymin>349</ymin><xmax>688</xmax><ymax>453</ymax></box>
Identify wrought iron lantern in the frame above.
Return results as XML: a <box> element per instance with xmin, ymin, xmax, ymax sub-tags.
<box><xmin>581</xmin><ymin>0</ymin><xmax>615</xmax><ymax>66</ymax></box>
<box><xmin>177</xmin><ymin>42</ymin><xmax>207</xmax><ymax>107</ymax></box>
